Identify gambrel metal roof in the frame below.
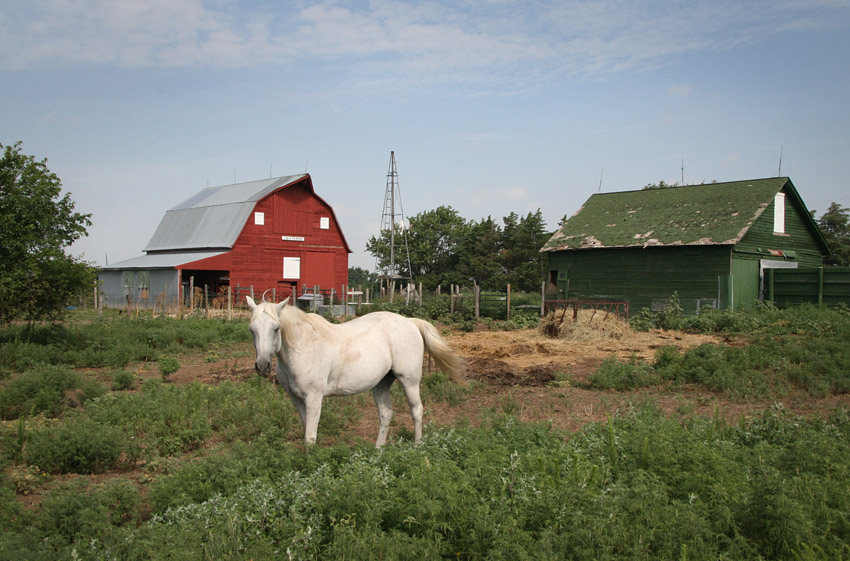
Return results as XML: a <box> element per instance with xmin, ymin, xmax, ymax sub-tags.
<box><xmin>144</xmin><ymin>175</ymin><xmax>307</xmax><ymax>252</ymax></box>
<box><xmin>541</xmin><ymin>177</ymin><xmax>826</xmax><ymax>252</ymax></box>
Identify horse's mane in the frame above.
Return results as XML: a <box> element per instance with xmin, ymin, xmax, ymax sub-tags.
<box><xmin>277</xmin><ymin>303</ymin><xmax>334</xmax><ymax>347</ymax></box>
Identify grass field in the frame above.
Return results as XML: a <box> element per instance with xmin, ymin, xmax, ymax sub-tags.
<box><xmin>0</xmin><ymin>304</ymin><xmax>849</xmax><ymax>560</ymax></box>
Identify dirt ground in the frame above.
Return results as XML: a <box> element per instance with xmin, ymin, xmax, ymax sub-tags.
<box><xmin>160</xmin><ymin>323</ymin><xmax>850</xmax><ymax>442</ymax></box>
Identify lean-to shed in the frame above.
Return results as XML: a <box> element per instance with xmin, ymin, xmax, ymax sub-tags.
<box><xmin>99</xmin><ymin>174</ymin><xmax>351</xmax><ymax>309</ymax></box>
<box><xmin>540</xmin><ymin>177</ymin><xmax>831</xmax><ymax>313</ymax></box>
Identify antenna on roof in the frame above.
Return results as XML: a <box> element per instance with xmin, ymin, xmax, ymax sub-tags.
<box><xmin>681</xmin><ymin>157</ymin><xmax>685</xmax><ymax>185</ymax></box>
<box><xmin>305</xmin><ymin>161</ymin><xmax>309</xmax><ymax>173</ymax></box>
<box><xmin>234</xmin><ymin>169</ymin><xmax>237</xmax><ymax>183</ymax></box>
<box><xmin>597</xmin><ymin>168</ymin><xmax>604</xmax><ymax>193</ymax></box>
<box><xmin>777</xmin><ymin>145</ymin><xmax>783</xmax><ymax>177</ymax></box>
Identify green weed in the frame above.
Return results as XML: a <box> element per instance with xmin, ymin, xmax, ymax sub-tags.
<box><xmin>589</xmin><ymin>354</ymin><xmax>662</xmax><ymax>391</ymax></box>
<box><xmin>0</xmin><ymin>365</ymin><xmax>78</xmax><ymax>419</ymax></box>
<box><xmin>110</xmin><ymin>369</ymin><xmax>135</xmax><ymax>391</ymax></box>
<box><xmin>157</xmin><ymin>356</ymin><xmax>180</xmax><ymax>381</ymax></box>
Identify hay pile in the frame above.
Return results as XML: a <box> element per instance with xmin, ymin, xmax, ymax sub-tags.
<box><xmin>540</xmin><ymin>308</ymin><xmax>630</xmax><ymax>341</ymax></box>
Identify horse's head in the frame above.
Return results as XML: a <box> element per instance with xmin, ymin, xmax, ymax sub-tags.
<box><xmin>246</xmin><ymin>296</ymin><xmax>289</xmax><ymax>376</ymax></box>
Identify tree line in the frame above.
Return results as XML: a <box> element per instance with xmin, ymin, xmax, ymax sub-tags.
<box><xmin>363</xmin><ymin>206</ymin><xmax>551</xmax><ymax>293</ymax></box>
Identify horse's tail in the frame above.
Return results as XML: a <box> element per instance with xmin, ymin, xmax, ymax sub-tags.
<box><xmin>411</xmin><ymin>318</ymin><xmax>467</xmax><ymax>386</ymax></box>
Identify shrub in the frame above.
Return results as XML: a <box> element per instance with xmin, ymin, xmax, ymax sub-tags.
<box><xmin>23</xmin><ymin>416</ymin><xmax>133</xmax><ymax>474</ymax></box>
<box><xmin>76</xmin><ymin>375</ymin><xmax>107</xmax><ymax>403</ymax></box>
<box><xmin>589</xmin><ymin>354</ymin><xmax>662</xmax><ymax>391</ymax></box>
<box><xmin>157</xmin><ymin>356</ymin><xmax>180</xmax><ymax>381</ymax></box>
<box><xmin>110</xmin><ymin>369</ymin><xmax>136</xmax><ymax>391</ymax></box>
<box><xmin>630</xmin><ymin>291</ymin><xmax>684</xmax><ymax>331</ymax></box>
<box><xmin>0</xmin><ymin>365</ymin><xmax>78</xmax><ymax>419</ymax></box>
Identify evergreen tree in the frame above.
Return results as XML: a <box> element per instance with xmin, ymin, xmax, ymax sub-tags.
<box><xmin>818</xmin><ymin>202</ymin><xmax>850</xmax><ymax>266</ymax></box>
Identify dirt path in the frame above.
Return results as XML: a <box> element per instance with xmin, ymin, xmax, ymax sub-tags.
<box><xmin>157</xmin><ymin>325</ymin><xmax>848</xmax><ymax>443</ymax></box>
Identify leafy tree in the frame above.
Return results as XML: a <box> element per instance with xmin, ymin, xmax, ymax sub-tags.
<box><xmin>347</xmin><ymin>266</ymin><xmax>377</xmax><ymax>289</ymax></box>
<box><xmin>366</xmin><ymin>206</ymin><xmax>551</xmax><ymax>293</ymax></box>
<box><xmin>0</xmin><ymin>141</ymin><xmax>94</xmax><ymax>324</ymax></box>
<box><xmin>818</xmin><ymin>202</ymin><xmax>850</xmax><ymax>266</ymax></box>
<box><xmin>367</xmin><ymin>206</ymin><xmax>470</xmax><ymax>290</ymax></box>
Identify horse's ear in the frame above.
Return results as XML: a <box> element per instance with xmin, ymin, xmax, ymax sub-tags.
<box><xmin>274</xmin><ymin>297</ymin><xmax>289</xmax><ymax>313</ymax></box>
<box><xmin>246</xmin><ymin>296</ymin><xmax>257</xmax><ymax>310</ymax></box>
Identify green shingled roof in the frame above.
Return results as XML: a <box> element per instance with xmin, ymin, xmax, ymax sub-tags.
<box><xmin>541</xmin><ymin>177</ymin><xmax>789</xmax><ymax>252</ymax></box>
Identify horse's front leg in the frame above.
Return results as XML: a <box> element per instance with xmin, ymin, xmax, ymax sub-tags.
<box><xmin>303</xmin><ymin>393</ymin><xmax>324</xmax><ymax>445</ymax></box>
<box><xmin>276</xmin><ymin>362</ymin><xmax>306</xmax><ymax>427</ymax></box>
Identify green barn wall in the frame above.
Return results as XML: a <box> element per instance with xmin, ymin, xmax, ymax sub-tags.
<box><xmin>735</xmin><ymin>188</ymin><xmax>825</xmax><ymax>268</ymax></box>
<box><xmin>545</xmin><ymin>246</ymin><xmax>731</xmax><ymax>315</ymax></box>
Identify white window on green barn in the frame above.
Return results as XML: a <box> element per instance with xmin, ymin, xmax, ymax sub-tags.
<box><xmin>773</xmin><ymin>192</ymin><xmax>785</xmax><ymax>234</ymax></box>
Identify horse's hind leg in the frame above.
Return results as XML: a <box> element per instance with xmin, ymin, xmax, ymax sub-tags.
<box><xmin>372</xmin><ymin>373</ymin><xmax>395</xmax><ymax>447</ymax></box>
<box><xmin>398</xmin><ymin>380</ymin><xmax>424</xmax><ymax>443</ymax></box>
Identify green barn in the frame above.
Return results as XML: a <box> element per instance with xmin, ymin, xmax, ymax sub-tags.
<box><xmin>540</xmin><ymin>177</ymin><xmax>831</xmax><ymax>314</ymax></box>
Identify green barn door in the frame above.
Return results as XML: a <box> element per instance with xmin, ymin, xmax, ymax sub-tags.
<box><xmin>731</xmin><ymin>259</ymin><xmax>760</xmax><ymax>310</ymax></box>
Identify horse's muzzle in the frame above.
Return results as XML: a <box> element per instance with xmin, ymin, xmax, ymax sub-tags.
<box><xmin>254</xmin><ymin>358</ymin><xmax>274</xmax><ymax>377</ymax></box>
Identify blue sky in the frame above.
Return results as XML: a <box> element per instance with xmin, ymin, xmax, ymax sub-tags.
<box><xmin>2</xmin><ymin>0</ymin><xmax>849</xmax><ymax>270</ymax></box>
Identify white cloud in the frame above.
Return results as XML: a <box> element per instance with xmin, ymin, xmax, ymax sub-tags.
<box><xmin>2</xmin><ymin>0</ymin><xmax>848</xmax><ymax>89</ymax></box>
<box><xmin>503</xmin><ymin>186</ymin><xmax>528</xmax><ymax>201</ymax></box>
<box><xmin>668</xmin><ymin>83</ymin><xmax>693</xmax><ymax>96</ymax></box>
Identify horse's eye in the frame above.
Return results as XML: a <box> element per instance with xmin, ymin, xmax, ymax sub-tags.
<box><xmin>273</xmin><ymin>325</ymin><xmax>280</xmax><ymax>332</ymax></box>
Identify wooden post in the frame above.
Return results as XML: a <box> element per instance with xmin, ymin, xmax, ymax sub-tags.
<box><xmin>540</xmin><ymin>281</ymin><xmax>546</xmax><ymax>317</ymax></box>
<box><xmin>818</xmin><ymin>266</ymin><xmax>824</xmax><ymax>304</ymax></box>
<box><xmin>506</xmin><ymin>283</ymin><xmax>511</xmax><ymax>321</ymax></box>
<box><xmin>227</xmin><ymin>286</ymin><xmax>232</xmax><ymax>320</ymax></box>
<box><xmin>189</xmin><ymin>276</ymin><xmax>195</xmax><ymax>311</ymax></box>
<box><xmin>93</xmin><ymin>284</ymin><xmax>98</xmax><ymax>314</ymax></box>
<box><xmin>249</xmin><ymin>285</ymin><xmax>254</xmax><ymax>302</ymax></box>
<box><xmin>474</xmin><ymin>283</ymin><xmax>480</xmax><ymax>320</ymax></box>
<box><xmin>450</xmin><ymin>284</ymin><xmax>455</xmax><ymax>314</ymax></box>
<box><xmin>419</xmin><ymin>282</ymin><xmax>423</xmax><ymax>308</ymax></box>
<box><xmin>343</xmin><ymin>284</ymin><xmax>348</xmax><ymax>318</ymax></box>
<box><xmin>204</xmin><ymin>284</ymin><xmax>209</xmax><ymax>318</ymax></box>
<box><xmin>272</xmin><ymin>287</ymin><xmax>276</xmax><ymax>303</ymax></box>
<box><xmin>313</xmin><ymin>284</ymin><xmax>319</xmax><ymax>312</ymax></box>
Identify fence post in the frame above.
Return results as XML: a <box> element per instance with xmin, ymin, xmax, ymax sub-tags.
<box><xmin>227</xmin><ymin>285</ymin><xmax>232</xmax><ymax>320</ymax></box>
<box><xmin>450</xmin><ymin>284</ymin><xmax>455</xmax><ymax>314</ymax></box>
<box><xmin>540</xmin><ymin>281</ymin><xmax>546</xmax><ymax>317</ymax></box>
<box><xmin>314</xmin><ymin>284</ymin><xmax>319</xmax><ymax>312</ymax></box>
<box><xmin>419</xmin><ymin>282</ymin><xmax>423</xmax><ymax>308</ymax></box>
<box><xmin>818</xmin><ymin>267</ymin><xmax>824</xmax><ymax>304</ymax></box>
<box><xmin>204</xmin><ymin>284</ymin><xmax>209</xmax><ymax>318</ymax></box>
<box><xmin>189</xmin><ymin>276</ymin><xmax>195</xmax><ymax>311</ymax></box>
<box><xmin>474</xmin><ymin>283</ymin><xmax>480</xmax><ymax>320</ymax></box>
<box><xmin>506</xmin><ymin>283</ymin><xmax>512</xmax><ymax>321</ymax></box>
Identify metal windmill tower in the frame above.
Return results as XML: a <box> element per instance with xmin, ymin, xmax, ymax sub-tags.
<box><xmin>376</xmin><ymin>151</ymin><xmax>412</xmax><ymax>295</ymax></box>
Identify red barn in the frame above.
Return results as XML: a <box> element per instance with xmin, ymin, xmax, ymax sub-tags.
<box><xmin>99</xmin><ymin>174</ymin><xmax>351</xmax><ymax>308</ymax></box>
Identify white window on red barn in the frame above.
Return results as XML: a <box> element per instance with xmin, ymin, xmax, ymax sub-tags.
<box><xmin>283</xmin><ymin>257</ymin><xmax>301</xmax><ymax>279</ymax></box>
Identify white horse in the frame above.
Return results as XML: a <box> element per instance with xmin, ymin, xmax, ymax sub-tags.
<box><xmin>246</xmin><ymin>296</ymin><xmax>466</xmax><ymax>446</ymax></box>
